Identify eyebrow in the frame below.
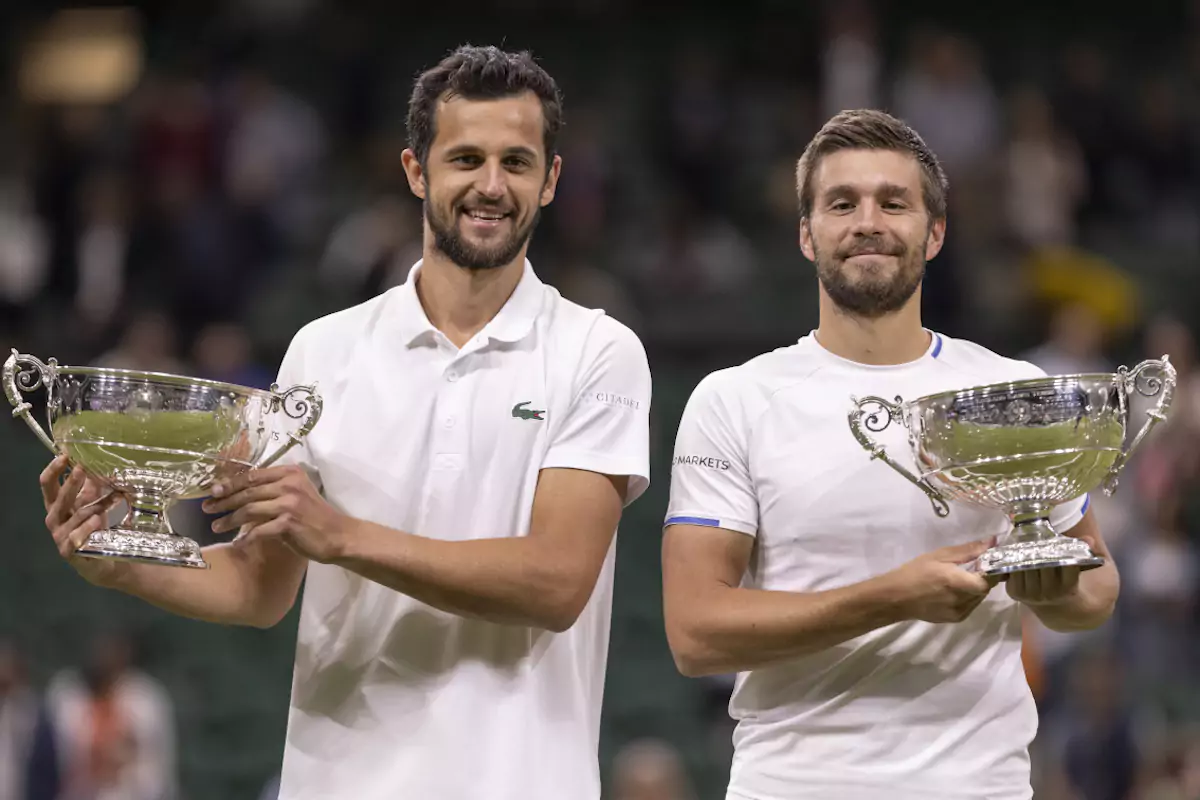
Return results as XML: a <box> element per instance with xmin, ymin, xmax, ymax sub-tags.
<box><xmin>822</xmin><ymin>182</ymin><xmax>915</xmax><ymax>201</ymax></box>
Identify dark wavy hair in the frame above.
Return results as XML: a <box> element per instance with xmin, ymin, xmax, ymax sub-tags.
<box><xmin>406</xmin><ymin>45</ymin><xmax>563</xmax><ymax>170</ymax></box>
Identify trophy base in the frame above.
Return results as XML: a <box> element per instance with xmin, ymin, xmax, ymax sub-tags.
<box><xmin>76</xmin><ymin>529</ymin><xmax>209</xmax><ymax>569</ymax></box>
<box><xmin>970</xmin><ymin>537</ymin><xmax>1104</xmax><ymax>578</ymax></box>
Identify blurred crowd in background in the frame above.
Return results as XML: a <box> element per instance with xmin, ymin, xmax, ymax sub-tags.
<box><xmin>1</xmin><ymin>1</ymin><xmax>1199</xmax><ymax>798</ymax></box>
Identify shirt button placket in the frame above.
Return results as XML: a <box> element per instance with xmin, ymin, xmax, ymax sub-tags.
<box><xmin>432</xmin><ymin>358</ymin><xmax>468</xmax><ymax>471</ymax></box>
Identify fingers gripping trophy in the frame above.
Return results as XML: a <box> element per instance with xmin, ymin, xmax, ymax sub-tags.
<box><xmin>849</xmin><ymin>357</ymin><xmax>1177</xmax><ymax>577</ymax></box>
<box><xmin>4</xmin><ymin>349</ymin><xmax>322</xmax><ymax>568</ymax></box>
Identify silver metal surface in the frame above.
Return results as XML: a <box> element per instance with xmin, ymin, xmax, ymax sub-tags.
<box><xmin>4</xmin><ymin>349</ymin><xmax>323</xmax><ymax>568</ymax></box>
<box><xmin>850</xmin><ymin>357</ymin><xmax>1176</xmax><ymax>577</ymax></box>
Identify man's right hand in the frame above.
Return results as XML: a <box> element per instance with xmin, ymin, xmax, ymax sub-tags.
<box><xmin>883</xmin><ymin>539</ymin><xmax>997</xmax><ymax>623</ymax></box>
<box><xmin>40</xmin><ymin>455</ymin><xmax>128</xmax><ymax>587</ymax></box>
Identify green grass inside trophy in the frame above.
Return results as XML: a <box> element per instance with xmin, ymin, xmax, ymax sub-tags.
<box><xmin>4</xmin><ymin>349</ymin><xmax>322</xmax><ymax>568</ymax></box>
<box><xmin>850</xmin><ymin>358</ymin><xmax>1177</xmax><ymax>578</ymax></box>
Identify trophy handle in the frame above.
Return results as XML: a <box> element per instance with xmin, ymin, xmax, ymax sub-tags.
<box><xmin>3</xmin><ymin>349</ymin><xmax>60</xmax><ymax>455</ymax></box>
<box><xmin>258</xmin><ymin>383</ymin><xmax>323</xmax><ymax>468</ymax></box>
<box><xmin>849</xmin><ymin>395</ymin><xmax>950</xmax><ymax>517</ymax></box>
<box><xmin>1102</xmin><ymin>355</ymin><xmax>1178</xmax><ymax>495</ymax></box>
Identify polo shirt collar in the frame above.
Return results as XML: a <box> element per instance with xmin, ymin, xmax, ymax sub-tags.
<box><xmin>392</xmin><ymin>258</ymin><xmax>545</xmax><ymax>348</ymax></box>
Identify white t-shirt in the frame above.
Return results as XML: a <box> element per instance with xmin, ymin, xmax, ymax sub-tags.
<box><xmin>665</xmin><ymin>331</ymin><xmax>1088</xmax><ymax>800</ymax></box>
<box><xmin>271</xmin><ymin>260</ymin><xmax>651</xmax><ymax>800</ymax></box>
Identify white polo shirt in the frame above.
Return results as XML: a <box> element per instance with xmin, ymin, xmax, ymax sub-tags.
<box><xmin>271</xmin><ymin>260</ymin><xmax>651</xmax><ymax>800</ymax></box>
<box><xmin>666</xmin><ymin>331</ymin><xmax>1088</xmax><ymax>800</ymax></box>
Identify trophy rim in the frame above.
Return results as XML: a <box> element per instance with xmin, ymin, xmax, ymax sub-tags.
<box><xmin>50</xmin><ymin>365</ymin><xmax>276</xmax><ymax>401</ymax></box>
<box><xmin>909</xmin><ymin>371</ymin><xmax>1118</xmax><ymax>409</ymax></box>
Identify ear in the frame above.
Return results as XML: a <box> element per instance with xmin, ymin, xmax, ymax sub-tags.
<box><xmin>925</xmin><ymin>216</ymin><xmax>946</xmax><ymax>261</ymax></box>
<box><xmin>401</xmin><ymin>148</ymin><xmax>427</xmax><ymax>200</ymax></box>
<box><xmin>539</xmin><ymin>154</ymin><xmax>563</xmax><ymax>207</ymax></box>
<box><xmin>799</xmin><ymin>218</ymin><xmax>816</xmax><ymax>262</ymax></box>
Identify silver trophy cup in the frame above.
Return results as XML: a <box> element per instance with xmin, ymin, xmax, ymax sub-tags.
<box><xmin>849</xmin><ymin>357</ymin><xmax>1176</xmax><ymax>577</ymax></box>
<box><xmin>4</xmin><ymin>349</ymin><xmax>323</xmax><ymax>568</ymax></box>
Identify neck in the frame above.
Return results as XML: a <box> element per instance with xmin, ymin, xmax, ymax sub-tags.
<box><xmin>416</xmin><ymin>246</ymin><xmax>526</xmax><ymax>348</ymax></box>
<box><xmin>814</xmin><ymin>287</ymin><xmax>930</xmax><ymax>365</ymax></box>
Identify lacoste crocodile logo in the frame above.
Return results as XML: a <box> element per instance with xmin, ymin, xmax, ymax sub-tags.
<box><xmin>512</xmin><ymin>401</ymin><xmax>545</xmax><ymax>421</ymax></box>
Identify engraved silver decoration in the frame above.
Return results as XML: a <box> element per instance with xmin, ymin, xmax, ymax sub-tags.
<box><xmin>4</xmin><ymin>349</ymin><xmax>323</xmax><ymax>568</ymax></box>
<box><xmin>849</xmin><ymin>356</ymin><xmax>1176</xmax><ymax>577</ymax></box>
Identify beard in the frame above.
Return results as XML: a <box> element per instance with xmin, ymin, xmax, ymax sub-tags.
<box><xmin>425</xmin><ymin>197</ymin><xmax>541</xmax><ymax>272</ymax></box>
<box><xmin>813</xmin><ymin>232</ymin><xmax>927</xmax><ymax>318</ymax></box>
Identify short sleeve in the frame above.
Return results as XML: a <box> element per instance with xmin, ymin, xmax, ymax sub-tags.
<box><xmin>541</xmin><ymin>318</ymin><xmax>651</xmax><ymax>506</ymax></box>
<box><xmin>1051</xmin><ymin>492</ymin><xmax>1090</xmax><ymax>532</ymax></box>
<box><xmin>265</xmin><ymin>328</ymin><xmax>323</xmax><ymax>490</ymax></box>
<box><xmin>664</xmin><ymin>373</ymin><xmax>758</xmax><ymax>537</ymax></box>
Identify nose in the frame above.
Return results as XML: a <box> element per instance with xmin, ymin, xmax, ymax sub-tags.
<box><xmin>848</xmin><ymin>200</ymin><xmax>885</xmax><ymax>235</ymax></box>
<box><xmin>476</xmin><ymin>159</ymin><xmax>507</xmax><ymax>200</ymax></box>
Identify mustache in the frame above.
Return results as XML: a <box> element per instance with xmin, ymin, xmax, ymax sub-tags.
<box><xmin>838</xmin><ymin>236</ymin><xmax>905</xmax><ymax>258</ymax></box>
<box><xmin>457</xmin><ymin>196</ymin><xmax>512</xmax><ymax>212</ymax></box>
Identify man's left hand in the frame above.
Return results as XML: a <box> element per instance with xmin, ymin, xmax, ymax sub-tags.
<box><xmin>203</xmin><ymin>466</ymin><xmax>350</xmax><ymax>563</ymax></box>
<box><xmin>1006</xmin><ymin>566</ymin><xmax>1081</xmax><ymax>606</ymax></box>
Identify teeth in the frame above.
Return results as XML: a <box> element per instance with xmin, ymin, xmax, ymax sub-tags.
<box><xmin>467</xmin><ymin>210</ymin><xmax>505</xmax><ymax>220</ymax></box>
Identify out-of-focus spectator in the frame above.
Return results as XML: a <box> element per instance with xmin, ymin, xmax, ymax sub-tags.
<box><xmin>0</xmin><ymin>641</ymin><xmax>59</xmax><ymax>800</ymax></box>
<box><xmin>1022</xmin><ymin>246</ymin><xmax>1140</xmax><ymax>340</ymax></box>
<box><xmin>1127</xmin><ymin>77</ymin><xmax>1198</xmax><ymax>250</ymax></box>
<box><xmin>819</xmin><ymin>0</ymin><xmax>881</xmax><ymax>120</ymax></box>
<box><xmin>221</xmin><ymin>67</ymin><xmax>325</xmax><ymax>245</ymax></box>
<box><xmin>95</xmin><ymin>309</ymin><xmax>186</xmax><ymax>374</ymax></box>
<box><xmin>191</xmin><ymin>321</ymin><xmax>273</xmax><ymax>389</ymax></box>
<box><xmin>1058</xmin><ymin>650</ymin><xmax>1142</xmax><ymax>800</ymax></box>
<box><xmin>318</xmin><ymin>192</ymin><xmax>420</xmax><ymax>302</ymax></box>
<box><xmin>619</xmin><ymin>192</ymin><xmax>757</xmax><ymax>298</ymax></box>
<box><xmin>1122</xmin><ymin>489</ymin><xmax>1199</xmax><ymax>690</ymax></box>
<box><xmin>1021</xmin><ymin>302</ymin><xmax>1112</xmax><ymax>377</ymax></box>
<box><xmin>75</xmin><ymin>169</ymin><xmax>132</xmax><ymax>334</ymax></box>
<box><xmin>45</xmin><ymin>631</ymin><xmax>177</xmax><ymax>800</ymax></box>
<box><xmin>1142</xmin><ymin>315</ymin><xmax>1200</xmax><ymax>442</ymax></box>
<box><xmin>892</xmin><ymin>29</ymin><xmax>1000</xmax><ymax>180</ymax></box>
<box><xmin>0</xmin><ymin>177</ymin><xmax>50</xmax><ymax>340</ymax></box>
<box><xmin>1003</xmin><ymin>86</ymin><xmax>1087</xmax><ymax>249</ymax></box>
<box><xmin>556</xmin><ymin>261</ymin><xmax>642</xmax><ymax>333</ymax></box>
<box><xmin>548</xmin><ymin>107</ymin><xmax>612</xmax><ymax>258</ymax></box>
<box><xmin>611</xmin><ymin>738</ymin><xmax>696</xmax><ymax>800</ymax></box>
<box><xmin>1053</xmin><ymin>41</ymin><xmax>1123</xmax><ymax>234</ymax></box>
<box><xmin>1135</xmin><ymin>728</ymin><xmax>1200</xmax><ymax>800</ymax></box>
<box><xmin>1132</xmin><ymin>316</ymin><xmax>1200</xmax><ymax>509</ymax></box>
<box><xmin>131</xmin><ymin>72</ymin><xmax>217</xmax><ymax>199</ymax></box>
<box><xmin>32</xmin><ymin>106</ymin><xmax>111</xmax><ymax>311</ymax></box>
<box><xmin>657</xmin><ymin>43</ymin><xmax>730</xmax><ymax>216</ymax></box>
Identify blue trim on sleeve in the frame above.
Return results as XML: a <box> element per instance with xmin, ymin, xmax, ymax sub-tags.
<box><xmin>665</xmin><ymin>515</ymin><xmax>721</xmax><ymax>527</ymax></box>
<box><xmin>1081</xmin><ymin>494</ymin><xmax>1090</xmax><ymax>516</ymax></box>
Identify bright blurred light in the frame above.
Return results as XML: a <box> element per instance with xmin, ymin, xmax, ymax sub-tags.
<box><xmin>19</xmin><ymin>7</ymin><xmax>143</xmax><ymax>104</ymax></box>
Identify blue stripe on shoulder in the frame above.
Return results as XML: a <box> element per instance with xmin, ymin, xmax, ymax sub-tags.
<box><xmin>665</xmin><ymin>515</ymin><xmax>721</xmax><ymax>527</ymax></box>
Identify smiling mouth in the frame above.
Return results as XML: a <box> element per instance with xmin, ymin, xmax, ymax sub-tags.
<box><xmin>846</xmin><ymin>251</ymin><xmax>893</xmax><ymax>259</ymax></box>
<box><xmin>462</xmin><ymin>208</ymin><xmax>510</xmax><ymax>222</ymax></box>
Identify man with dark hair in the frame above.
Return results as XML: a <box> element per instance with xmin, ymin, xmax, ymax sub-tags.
<box><xmin>662</xmin><ymin>109</ymin><xmax>1118</xmax><ymax>800</ymax></box>
<box><xmin>40</xmin><ymin>45</ymin><xmax>651</xmax><ymax>800</ymax></box>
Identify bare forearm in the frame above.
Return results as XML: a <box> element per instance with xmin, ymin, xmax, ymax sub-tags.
<box><xmin>106</xmin><ymin>543</ymin><xmax>299</xmax><ymax>628</ymax></box>
<box><xmin>668</xmin><ymin>575</ymin><xmax>906</xmax><ymax>677</ymax></box>
<box><xmin>1031</xmin><ymin>562</ymin><xmax>1119</xmax><ymax>632</ymax></box>
<box><xmin>332</xmin><ymin>520</ymin><xmax>586</xmax><ymax>631</ymax></box>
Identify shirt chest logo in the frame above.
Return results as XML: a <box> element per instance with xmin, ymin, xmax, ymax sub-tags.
<box><xmin>511</xmin><ymin>401</ymin><xmax>545</xmax><ymax>421</ymax></box>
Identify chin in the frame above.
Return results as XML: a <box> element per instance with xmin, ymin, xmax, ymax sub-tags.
<box><xmin>844</xmin><ymin>257</ymin><xmax>896</xmax><ymax>275</ymax></box>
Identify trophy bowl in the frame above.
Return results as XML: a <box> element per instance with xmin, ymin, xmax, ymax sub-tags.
<box><xmin>849</xmin><ymin>357</ymin><xmax>1176</xmax><ymax>577</ymax></box>
<box><xmin>4</xmin><ymin>349</ymin><xmax>322</xmax><ymax>569</ymax></box>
